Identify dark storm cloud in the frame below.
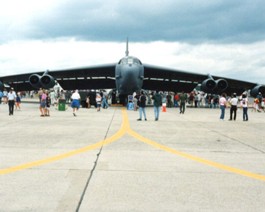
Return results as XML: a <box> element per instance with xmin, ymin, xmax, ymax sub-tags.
<box><xmin>21</xmin><ymin>0</ymin><xmax>265</xmax><ymax>44</ymax></box>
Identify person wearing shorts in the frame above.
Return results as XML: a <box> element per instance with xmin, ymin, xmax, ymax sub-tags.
<box><xmin>71</xmin><ymin>90</ymin><xmax>80</xmax><ymax>116</ymax></box>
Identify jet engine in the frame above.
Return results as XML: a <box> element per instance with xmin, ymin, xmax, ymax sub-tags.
<box><xmin>40</xmin><ymin>74</ymin><xmax>55</xmax><ymax>89</ymax></box>
<box><xmin>201</xmin><ymin>74</ymin><xmax>228</xmax><ymax>93</ymax></box>
<box><xmin>29</xmin><ymin>71</ymin><xmax>55</xmax><ymax>89</ymax></box>
<box><xmin>250</xmin><ymin>85</ymin><xmax>265</xmax><ymax>97</ymax></box>
<box><xmin>29</xmin><ymin>74</ymin><xmax>41</xmax><ymax>88</ymax></box>
<box><xmin>201</xmin><ymin>78</ymin><xmax>216</xmax><ymax>93</ymax></box>
<box><xmin>215</xmin><ymin>79</ymin><xmax>228</xmax><ymax>92</ymax></box>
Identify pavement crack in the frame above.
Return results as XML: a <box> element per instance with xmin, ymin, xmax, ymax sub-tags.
<box><xmin>75</xmin><ymin>109</ymin><xmax>117</xmax><ymax>212</ymax></box>
<box><xmin>210</xmin><ymin>129</ymin><xmax>265</xmax><ymax>154</ymax></box>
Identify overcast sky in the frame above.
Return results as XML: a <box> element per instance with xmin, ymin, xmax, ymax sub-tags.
<box><xmin>1</xmin><ymin>0</ymin><xmax>265</xmax><ymax>84</ymax></box>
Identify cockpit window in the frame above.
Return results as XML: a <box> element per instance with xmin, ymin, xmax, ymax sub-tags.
<box><xmin>128</xmin><ymin>58</ymin><xmax>134</xmax><ymax>64</ymax></box>
<box><xmin>118</xmin><ymin>57</ymin><xmax>142</xmax><ymax>65</ymax></box>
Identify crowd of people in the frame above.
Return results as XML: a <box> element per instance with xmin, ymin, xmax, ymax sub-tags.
<box><xmin>36</xmin><ymin>88</ymin><xmax>109</xmax><ymax>116</ymax></box>
<box><xmin>130</xmin><ymin>90</ymin><xmax>265</xmax><ymax>122</ymax></box>
<box><xmin>1</xmin><ymin>87</ymin><xmax>265</xmax><ymax>122</ymax></box>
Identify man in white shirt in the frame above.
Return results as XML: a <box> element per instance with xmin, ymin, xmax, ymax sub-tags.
<box><xmin>7</xmin><ymin>88</ymin><xmax>17</xmax><ymax>115</ymax></box>
<box><xmin>229</xmin><ymin>93</ymin><xmax>238</xmax><ymax>121</ymax></box>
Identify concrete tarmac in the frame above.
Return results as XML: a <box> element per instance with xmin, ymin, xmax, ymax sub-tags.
<box><xmin>0</xmin><ymin>102</ymin><xmax>265</xmax><ymax>212</ymax></box>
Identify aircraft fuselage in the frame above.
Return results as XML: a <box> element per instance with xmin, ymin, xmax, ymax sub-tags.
<box><xmin>115</xmin><ymin>56</ymin><xmax>144</xmax><ymax>95</ymax></box>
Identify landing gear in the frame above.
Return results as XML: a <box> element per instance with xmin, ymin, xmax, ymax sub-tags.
<box><xmin>118</xmin><ymin>94</ymin><xmax>127</xmax><ymax>106</ymax></box>
<box><xmin>111</xmin><ymin>91</ymin><xmax>117</xmax><ymax>104</ymax></box>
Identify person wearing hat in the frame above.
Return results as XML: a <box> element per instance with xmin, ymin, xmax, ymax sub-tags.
<box><xmin>7</xmin><ymin>88</ymin><xmax>17</xmax><ymax>115</ymax></box>
<box><xmin>229</xmin><ymin>93</ymin><xmax>238</xmax><ymax>121</ymax></box>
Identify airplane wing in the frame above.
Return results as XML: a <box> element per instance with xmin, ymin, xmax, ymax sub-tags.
<box><xmin>1</xmin><ymin>62</ymin><xmax>263</xmax><ymax>97</ymax></box>
<box><xmin>143</xmin><ymin>64</ymin><xmax>258</xmax><ymax>95</ymax></box>
<box><xmin>0</xmin><ymin>64</ymin><xmax>116</xmax><ymax>91</ymax></box>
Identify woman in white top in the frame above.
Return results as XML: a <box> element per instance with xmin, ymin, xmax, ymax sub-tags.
<box><xmin>71</xmin><ymin>90</ymin><xmax>81</xmax><ymax>116</ymax></box>
<box><xmin>95</xmin><ymin>93</ymin><xmax>102</xmax><ymax>112</ymax></box>
<box><xmin>219</xmin><ymin>93</ymin><xmax>227</xmax><ymax>120</ymax></box>
<box><xmin>240</xmin><ymin>93</ymin><xmax>248</xmax><ymax>121</ymax></box>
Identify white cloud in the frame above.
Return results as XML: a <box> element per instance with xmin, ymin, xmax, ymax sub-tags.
<box><xmin>1</xmin><ymin>39</ymin><xmax>265</xmax><ymax>84</ymax></box>
<box><xmin>0</xmin><ymin>0</ymin><xmax>265</xmax><ymax>85</ymax></box>
<box><xmin>0</xmin><ymin>0</ymin><xmax>60</xmax><ymax>17</ymax></box>
<box><xmin>0</xmin><ymin>39</ymin><xmax>122</xmax><ymax>75</ymax></box>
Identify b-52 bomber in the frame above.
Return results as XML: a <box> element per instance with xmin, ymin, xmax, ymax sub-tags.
<box><xmin>0</xmin><ymin>39</ymin><xmax>264</xmax><ymax>103</ymax></box>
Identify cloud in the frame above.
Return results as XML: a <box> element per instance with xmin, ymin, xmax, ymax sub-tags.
<box><xmin>1</xmin><ymin>39</ymin><xmax>265</xmax><ymax>84</ymax></box>
<box><xmin>0</xmin><ymin>0</ymin><xmax>265</xmax><ymax>85</ymax></box>
<box><xmin>1</xmin><ymin>0</ymin><xmax>265</xmax><ymax>43</ymax></box>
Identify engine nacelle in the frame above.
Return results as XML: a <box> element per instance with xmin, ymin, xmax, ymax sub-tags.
<box><xmin>201</xmin><ymin>77</ymin><xmax>228</xmax><ymax>93</ymax></box>
<box><xmin>215</xmin><ymin>79</ymin><xmax>228</xmax><ymax>92</ymax></box>
<box><xmin>40</xmin><ymin>74</ymin><xmax>55</xmax><ymax>89</ymax></box>
<box><xmin>29</xmin><ymin>74</ymin><xmax>41</xmax><ymax>88</ymax></box>
<box><xmin>250</xmin><ymin>85</ymin><xmax>265</xmax><ymax>97</ymax></box>
<box><xmin>201</xmin><ymin>78</ymin><xmax>216</xmax><ymax>93</ymax></box>
<box><xmin>29</xmin><ymin>73</ymin><xmax>55</xmax><ymax>89</ymax></box>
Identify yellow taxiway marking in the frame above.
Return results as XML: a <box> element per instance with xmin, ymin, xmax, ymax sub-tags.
<box><xmin>0</xmin><ymin>110</ymin><xmax>127</xmax><ymax>175</ymax></box>
<box><xmin>1</xmin><ymin>108</ymin><xmax>265</xmax><ymax>182</ymax></box>
<box><xmin>127</xmin><ymin>128</ymin><xmax>265</xmax><ymax>182</ymax></box>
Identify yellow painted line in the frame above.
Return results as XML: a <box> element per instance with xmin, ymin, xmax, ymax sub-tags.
<box><xmin>0</xmin><ymin>110</ymin><xmax>128</xmax><ymax>175</ymax></box>
<box><xmin>127</xmin><ymin>126</ymin><xmax>265</xmax><ymax>182</ymax></box>
<box><xmin>1</xmin><ymin>108</ymin><xmax>265</xmax><ymax>182</ymax></box>
<box><xmin>122</xmin><ymin>110</ymin><xmax>265</xmax><ymax>182</ymax></box>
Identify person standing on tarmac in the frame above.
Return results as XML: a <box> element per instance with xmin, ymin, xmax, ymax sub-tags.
<box><xmin>15</xmin><ymin>92</ymin><xmax>21</xmax><ymax>110</ymax></box>
<box><xmin>137</xmin><ymin>91</ymin><xmax>147</xmax><ymax>121</ymax></box>
<box><xmin>0</xmin><ymin>90</ymin><xmax>3</xmax><ymax>104</ymax></box>
<box><xmin>96</xmin><ymin>93</ymin><xmax>102</xmax><ymax>112</ymax></box>
<box><xmin>179</xmin><ymin>91</ymin><xmax>188</xmax><ymax>114</ymax></box>
<box><xmin>45</xmin><ymin>90</ymin><xmax>51</xmax><ymax>116</ymax></box>
<box><xmin>101</xmin><ymin>91</ymin><xmax>109</xmax><ymax>109</ymax></box>
<box><xmin>229</xmin><ymin>93</ymin><xmax>238</xmax><ymax>121</ymax></box>
<box><xmin>7</xmin><ymin>88</ymin><xmax>16</xmax><ymax>116</ymax></box>
<box><xmin>71</xmin><ymin>90</ymin><xmax>81</xmax><ymax>116</ymax></box>
<box><xmin>240</xmin><ymin>93</ymin><xmax>248</xmax><ymax>121</ymax></box>
<box><xmin>219</xmin><ymin>93</ymin><xmax>227</xmax><ymax>120</ymax></box>
<box><xmin>38</xmin><ymin>88</ymin><xmax>43</xmax><ymax>103</ymax></box>
<box><xmin>39</xmin><ymin>90</ymin><xmax>47</xmax><ymax>117</ymax></box>
<box><xmin>152</xmin><ymin>90</ymin><xmax>162</xmax><ymax>121</ymax></box>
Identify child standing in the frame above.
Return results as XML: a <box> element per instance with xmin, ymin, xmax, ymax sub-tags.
<box><xmin>15</xmin><ymin>92</ymin><xmax>21</xmax><ymax>110</ymax></box>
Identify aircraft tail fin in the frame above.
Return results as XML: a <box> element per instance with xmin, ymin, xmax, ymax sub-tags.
<box><xmin>125</xmin><ymin>37</ymin><xmax>129</xmax><ymax>56</ymax></box>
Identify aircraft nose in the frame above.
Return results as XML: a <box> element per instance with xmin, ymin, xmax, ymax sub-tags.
<box><xmin>119</xmin><ymin>66</ymin><xmax>142</xmax><ymax>94</ymax></box>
